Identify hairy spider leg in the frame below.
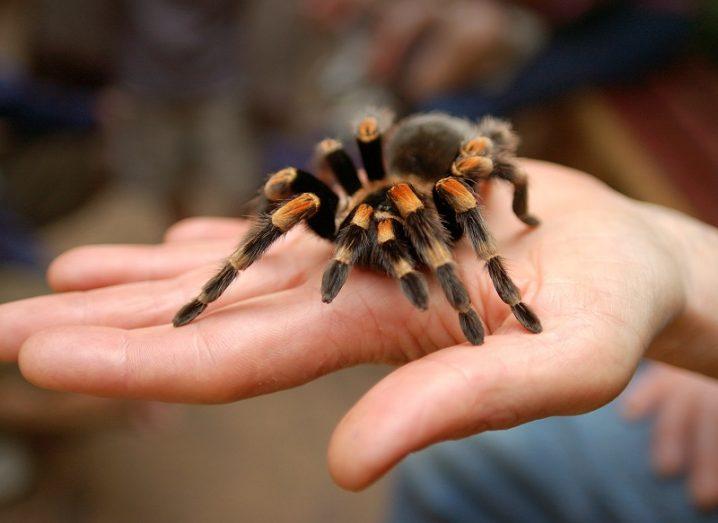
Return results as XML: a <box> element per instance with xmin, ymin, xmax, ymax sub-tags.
<box><xmin>491</xmin><ymin>156</ymin><xmax>540</xmax><ymax>226</ymax></box>
<box><xmin>321</xmin><ymin>203</ymin><xmax>375</xmax><ymax>303</ymax></box>
<box><xmin>451</xmin><ymin>152</ymin><xmax>494</xmax><ymax>180</ymax></box>
<box><xmin>317</xmin><ymin>138</ymin><xmax>362</xmax><ymax>195</ymax></box>
<box><xmin>464</xmin><ymin>117</ymin><xmax>538</xmax><ymax>227</ymax></box>
<box><xmin>375</xmin><ymin>216</ymin><xmax>429</xmax><ymax>310</ymax></box>
<box><xmin>388</xmin><ymin>183</ymin><xmax>485</xmax><ymax>345</ymax></box>
<box><xmin>476</xmin><ymin>115</ymin><xmax>519</xmax><ymax>154</ymax></box>
<box><xmin>173</xmin><ymin>193</ymin><xmax>321</xmax><ymax>327</ymax></box>
<box><xmin>263</xmin><ymin>167</ymin><xmax>339</xmax><ymax>239</ymax></box>
<box><xmin>452</xmin><ymin>130</ymin><xmax>540</xmax><ymax>227</ymax></box>
<box><xmin>434</xmin><ymin>177</ymin><xmax>542</xmax><ymax>333</ymax></box>
<box><xmin>355</xmin><ymin>116</ymin><xmax>386</xmax><ymax>181</ymax></box>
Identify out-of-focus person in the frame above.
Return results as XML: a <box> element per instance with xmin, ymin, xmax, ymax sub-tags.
<box><xmin>0</xmin><ymin>1</ymin><xmax>181</xmax><ymax>505</ymax></box>
<box><xmin>304</xmin><ymin>0</ymin><xmax>696</xmax><ymax>117</ymax></box>
<box><xmin>107</xmin><ymin>0</ymin><xmax>259</xmax><ymax>219</ymax></box>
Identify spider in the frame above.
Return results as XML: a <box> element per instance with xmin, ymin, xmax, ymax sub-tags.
<box><xmin>173</xmin><ymin>111</ymin><xmax>542</xmax><ymax>345</ymax></box>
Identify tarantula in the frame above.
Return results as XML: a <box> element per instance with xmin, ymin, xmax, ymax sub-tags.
<box><xmin>173</xmin><ymin>111</ymin><xmax>542</xmax><ymax>345</ymax></box>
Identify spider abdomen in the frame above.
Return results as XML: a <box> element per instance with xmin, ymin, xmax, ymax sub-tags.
<box><xmin>387</xmin><ymin>113</ymin><xmax>475</xmax><ymax>181</ymax></box>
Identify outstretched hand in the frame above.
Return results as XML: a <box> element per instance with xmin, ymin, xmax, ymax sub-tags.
<box><xmin>0</xmin><ymin>160</ymin><xmax>708</xmax><ymax>489</ymax></box>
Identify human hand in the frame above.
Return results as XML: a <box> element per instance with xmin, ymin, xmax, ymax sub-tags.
<box><xmin>623</xmin><ymin>363</ymin><xmax>718</xmax><ymax>511</ymax></box>
<box><xmin>301</xmin><ymin>0</ymin><xmax>372</xmax><ymax>30</ymax></box>
<box><xmin>304</xmin><ymin>0</ymin><xmax>512</xmax><ymax>101</ymax></box>
<box><xmin>367</xmin><ymin>0</ymin><xmax>511</xmax><ymax>102</ymax></box>
<box><xmin>0</xmin><ymin>160</ymin><xmax>713</xmax><ymax>490</ymax></box>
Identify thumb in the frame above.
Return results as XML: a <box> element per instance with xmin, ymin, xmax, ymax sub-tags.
<box><xmin>328</xmin><ymin>320</ymin><xmax>637</xmax><ymax>490</ymax></box>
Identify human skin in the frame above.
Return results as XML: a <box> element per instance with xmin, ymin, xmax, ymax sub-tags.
<box><xmin>304</xmin><ymin>0</ymin><xmax>517</xmax><ymax>101</ymax></box>
<box><xmin>0</xmin><ymin>160</ymin><xmax>716</xmax><ymax>490</ymax></box>
<box><xmin>623</xmin><ymin>363</ymin><xmax>718</xmax><ymax>510</ymax></box>
<box><xmin>366</xmin><ymin>0</ymin><xmax>512</xmax><ymax>102</ymax></box>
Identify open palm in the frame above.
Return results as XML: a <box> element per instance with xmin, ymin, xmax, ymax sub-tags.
<box><xmin>0</xmin><ymin>160</ymin><xmax>688</xmax><ymax>489</ymax></box>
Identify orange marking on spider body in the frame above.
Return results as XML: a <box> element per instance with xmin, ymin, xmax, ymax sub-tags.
<box><xmin>271</xmin><ymin>193</ymin><xmax>320</xmax><ymax>231</ymax></box>
<box><xmin>357</xmin><ymin>116</ymin><xmax>380</xmax><ymax>142</ymax></box>
<box><xmin>351</xmin><ymin>204</ymin><xmax>374</xmax><ymax>229</ymax></box>
<box><xmin>334</xmin><ymin>245</ymin><xmax>352</xmax><ymax>263</ymax></box>
<box><xmin>452</xmin><ymin>155</ymin><xmax>493</xmax><ymax>178</ymax></box>
<box><xmin>393</xmin><ymin>258</ymin><xmax>413</xmax><ymax>278</ymax></box>
<box><xmin>377</xmin><ymin>219</ymin><xmax>395</xmax><ymax>243</ymax></box>
<box><xmin>318</xmin><ymin>138</ymin><xmax>342</xmax><ymax>155</ymax></box>
<box><xmin>388</xmin><ymin>184</ymin><xmax>423</xmax><ymax>217</ymax></box>
<box><xmin>424</xmin><ymin>243</ymin><xmax>452</xmax><ymax>269</ymax></box>
<box><xmin>461</xmin><ymin>137</ymin><xmax>493</xmax><ymax>156</ymax></box>
<box><xmin>264</xmin><ymin>167</ymin><xmax>297</xmax><ymax>201</ymax></box>
<box><xmin>436</xmin><ymin>178</ymin><xmax>477</xmax><ymax>213</ymax></box>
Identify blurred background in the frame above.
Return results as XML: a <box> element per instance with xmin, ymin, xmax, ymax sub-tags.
<box><xmin>0</xmin><ymin>0</ymin><xmax>716</xmax><ymax>521</ymax></box>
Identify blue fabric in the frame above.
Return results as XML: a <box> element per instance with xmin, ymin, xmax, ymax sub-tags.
<box><xmin>388</xmin><ymin>382</ymin><xmax>718</xmax><ymax>523</ymax></box>
<box><xmin>0</xmin><ymin>207</ymin><xmax>41</xmax><ymax>267</ymax></box>
<box><xmin>421</xmin><ymin>5</ymin><xmax>693</xmax><ymax>118</ymax></box>
<box><xmin>0</xmin><ymin>74</ymin><xmax>97</xmax><ymax>135</ymax></box>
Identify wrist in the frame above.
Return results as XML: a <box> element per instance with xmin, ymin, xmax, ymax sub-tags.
<box><xmin>641</xmin><ymin>203</ymin><xmax>718</xmax><ymax>377</ymax></box>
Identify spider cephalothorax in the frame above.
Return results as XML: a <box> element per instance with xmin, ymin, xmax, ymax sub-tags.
<box><xmin>173</xmin><ymin>111</ymin><xmax>542</xmax><ymax>345</ymax></box>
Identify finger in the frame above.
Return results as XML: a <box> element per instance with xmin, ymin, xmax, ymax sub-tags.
<box><xmin>651</xmin><ymin>393</ymin><xmax>692</xmax><ymax>477</ymax></box>
<box><xmin>403</xmin><ymin>21</ymin><xmax>467</xmax><ymax>101</ymax></box>
<box><xmin>689</xmin><ymin>403</ymin><xmax>718</xmax><ymax>511</ymax></box>
<box><xmin>18</xmin><ymin>269</ymin><xmax>458</xmax><ymax>402</ymax></box>
<box><xmin>328</xmin><ymin>318</ymin><xmax>637</xmax><ymax>490</ymax></box>
<box><xmin>164</xmin><ymin>217</ymin><xmax>249</xmax><ymax>243</ymax></box>
<box><xmin>369</xmin><ymin>1</ymin><xmax>434</xmax><ymax>81</ymax></box>
<box><xmin>50</xmin><ymin>224</ymin><xmax>314</xmax><ymax>292</ymax></box>
<box><xmin>1</xmin><ymin>247</ymin><xmax>324</xmax><ymax>361</ymax></box>
<box><xmin>48</xmin><ymin>239</ymin><xmax>239</xmax><ymax>291</ymax></box>
<box><xmin>621</xmin><ymin>367</ymin><xmax>667</xmax><ymax>420</ymax></box>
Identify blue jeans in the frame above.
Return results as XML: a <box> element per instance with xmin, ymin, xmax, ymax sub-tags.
<box><xmin>388</xmin><ymin>382</ymin><xmax>718</xmax><ymax>523</ymax></box>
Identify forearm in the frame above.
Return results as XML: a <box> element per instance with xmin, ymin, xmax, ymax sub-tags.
<box><xmin>644</xmin><ymin>204</ymin><xmax>718</xmax><ymax>378</ymax></box>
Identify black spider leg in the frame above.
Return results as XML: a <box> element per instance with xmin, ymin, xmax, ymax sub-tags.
<box><xmin>491</xmin><ymin>155</ymin><xmax>540</xmax><ymax>227</ymax></box>
<box><xmin>355</xmin><ymin>115</ymin><xmax>386</xmax><ymax>181</ymax></box>
<box><xmin>321</xmin><ymin>203</ymin><xmax>374</xmax><ymax>302</ymax></box>
<box><xmin>263</xmin><ymin>167</ymin><xmax>339</xmax><ymax>239</ymax></box>
<box><xmin>317</xmin><ymin>138</ymin><xmax>363</xmax><ymax>195</ymax></box>
<box><xmin>388</xmin><ymin>183</ymin><xmax>484</xmax><ymax>345</ymax></box>
<box><xmin>375</xmin><ymin>214</ymin><xmax>429</xmax><ymax>310</ymax></box>
<box><xmin>459</xmin><ymin>120</ymin><xmax>539</xmax><ymax>227</ymax></box>
<box><xmin>434</xmin><ymin>176</ymin><xmax>542</xmax><ymax>334</ymax></box>
<box><xmin>173</xmin><ymin>193</ymin><xmax>321</xmax><ymax>327</ymax></box>
<box><xmin>476</xmin><ymin>115</ymin><xmax>519</xmax><ymax>155</ymax></box>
